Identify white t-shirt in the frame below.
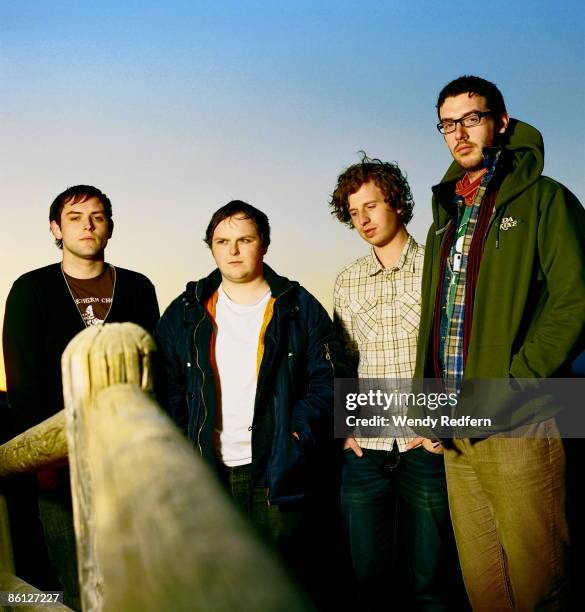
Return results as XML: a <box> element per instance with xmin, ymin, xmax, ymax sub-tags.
<box><xmin>214</xmin><ymin>285</ymin><xmax>271</xmax><ymax>466</ymax></box>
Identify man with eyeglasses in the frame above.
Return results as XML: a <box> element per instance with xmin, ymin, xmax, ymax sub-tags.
<box><xmin>414</xmin><ymin>75</ymin><xmax>585</xmax><ymax>610</ymax></box>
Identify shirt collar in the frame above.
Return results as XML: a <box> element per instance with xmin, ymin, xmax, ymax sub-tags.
<box><xmin>482</xmin><ymin>147</ymin><xmax>502</xmax><ymax>176</ymax></box>
<box><xmin>367</xmin><ymin>234</ymin><xmax>417</xmax><ymax>276</ymax></box>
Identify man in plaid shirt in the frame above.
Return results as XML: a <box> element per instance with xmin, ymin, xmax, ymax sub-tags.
<box><xmin>330</xmin><ymin>155</ymin><xmax>464</xmax><ymax>609</ymax></box>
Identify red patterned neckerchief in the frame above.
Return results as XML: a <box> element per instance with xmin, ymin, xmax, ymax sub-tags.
<box><xmin>455</xmin><ymin>169</ymin><xmax>488</xmax><ymax>206</ymax></box>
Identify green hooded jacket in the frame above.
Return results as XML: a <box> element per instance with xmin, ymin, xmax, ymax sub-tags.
<box><xmin>414</xmin><ymin>119</ymin><xmax>585</xmax><ymax>434</ymax></box>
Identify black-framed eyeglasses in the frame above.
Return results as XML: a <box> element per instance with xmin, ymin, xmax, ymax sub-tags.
<box><xmin>436</xmin><ymin>110</ymin><xmax>492</xmax><ymax>134</ymax></box>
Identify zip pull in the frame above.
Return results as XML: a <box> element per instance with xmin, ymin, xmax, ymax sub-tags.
<box><xmin>324</xmin><ymin>342</ymin><xmax>335</xmax><ymax>376</ymax></box>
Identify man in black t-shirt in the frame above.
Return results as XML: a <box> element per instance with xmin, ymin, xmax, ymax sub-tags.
<box><xmin>2</xmin><ymin>185</ymin><xmax>159</xmax><ymax>610</ymax></box>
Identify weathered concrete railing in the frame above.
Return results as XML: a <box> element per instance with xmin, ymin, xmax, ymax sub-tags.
<box><xmin>61</xmin><ymin>322</ymin><xmax>309</xmax><ymax>612</ymax></box>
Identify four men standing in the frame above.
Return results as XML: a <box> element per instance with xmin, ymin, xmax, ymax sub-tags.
<box><xmin>2</xmin><ymin>76</ymin><xmax>583</xmax><ymax>611</ymax></box>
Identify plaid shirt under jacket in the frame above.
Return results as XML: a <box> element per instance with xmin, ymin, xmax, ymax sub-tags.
<box><xmin>440</xmin><ymin>152</ymin><xmax>500</xmax><ymax>393</ymax></box>
<box><xmin>334</xmin><ymin>235</ymin><xmax>424</xmax><ymax>452</ymax></box>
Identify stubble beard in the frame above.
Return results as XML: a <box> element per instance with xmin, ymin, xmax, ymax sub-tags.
<box><xmin>453</xmin><ymin>146</ymin><xmax>483</xmax><ymax>173</ymax></box>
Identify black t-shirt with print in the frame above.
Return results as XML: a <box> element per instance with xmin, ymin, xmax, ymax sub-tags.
<box><xmin>63</xmin><ymin>265</ymin><xmax>115</xmax><ymax>326</ymax></box>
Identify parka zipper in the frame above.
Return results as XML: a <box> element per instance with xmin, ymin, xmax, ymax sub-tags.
<box><xmin>256</xmin><ymin>284</ymin><xmax>294</xmax><ymax>397</ymax></box>
<box><xmin>259</xmin><ymin>283</ymin><xmax>295</xmax><ymax>508</ymax></box>
<box><xmin>324</xmin><ymin>342</ymin><xmax>335</xmax><ymax>377</ymax></box>
<box><xmin>193</xmin><ymin>305</ymin><xmax>208</xmax><ymax>456</ymax></box>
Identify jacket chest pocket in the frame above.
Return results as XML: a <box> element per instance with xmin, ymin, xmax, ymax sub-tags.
<box><xmin>349</xmin><ymin>296</ymin><xmax>379</xmax><ymax>343</ymax></box>
<box><xmin>396</xmin><ymin>290</ymin><xmax>421</xmax><ymax>336</ymax></box>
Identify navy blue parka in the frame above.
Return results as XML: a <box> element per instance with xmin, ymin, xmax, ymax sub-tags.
<box><xmin>154</xmin><ymin>264</ymin><xmax>342</xmax><ymax>505</ymax></box>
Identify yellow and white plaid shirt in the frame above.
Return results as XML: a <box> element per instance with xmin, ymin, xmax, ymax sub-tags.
<box><xmin>333</xmin><ymin>235</ymin><xmax>424</xmax><ymax>452</ymax></box>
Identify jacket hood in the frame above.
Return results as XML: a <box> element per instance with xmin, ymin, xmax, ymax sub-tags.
<box><xmin>434</xmin><ymin>119</ymin><xmax>545</xmax><ymax>220</ymax></box>
<box><xmin>185</xmin><ymin>264</ymin><xmax>298</xmax><ymax>303</ymax></box>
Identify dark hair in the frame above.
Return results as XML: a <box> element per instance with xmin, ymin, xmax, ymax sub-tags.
<box><xmin>49</xmin><ymin>185</ymin><xmax>113</xmax><ymax>249</ymax></box>
<box><xmin>204</xmin><ymin>200</ymin><xmax>271</xmax><ymax>249</ymax></box>
<box><xmin>436</xmin><ymin>75</ymin><xmax>507</xmax><ymax>119</ymax></box>
<box><xmin>329</xmin><ymin>153</ymin><xmax>414</xmax><ymax>229</ymax></box>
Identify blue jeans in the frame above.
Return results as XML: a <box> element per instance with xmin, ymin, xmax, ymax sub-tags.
<box><xmin>341</xmin><ymin>445</ymin><xmax>467</xmax><ymax>610</ymax></box>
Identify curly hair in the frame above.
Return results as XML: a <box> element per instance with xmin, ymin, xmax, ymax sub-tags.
<box><xmin>329</xmin><ymin>153</ymin><xmax>414</xmax><ymax>229</ymax></box>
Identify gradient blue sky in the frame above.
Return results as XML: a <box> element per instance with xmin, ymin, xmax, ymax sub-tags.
<box><xmin>1</xmin><ymin>0</ymin><xmax>584</xmax><ymax>388</ymax></box>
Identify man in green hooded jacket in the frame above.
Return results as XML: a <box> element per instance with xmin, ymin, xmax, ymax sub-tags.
<box><xmin>414</xmin><ymin>75</ymin><xmax>585</xmax><ymax>610</ymax></box>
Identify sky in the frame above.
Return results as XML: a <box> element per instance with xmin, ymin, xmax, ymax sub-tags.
<box><xmin>1</xmin><ymin>0</ymin><xmax>584</xmax><ymax>391</ymax></box>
